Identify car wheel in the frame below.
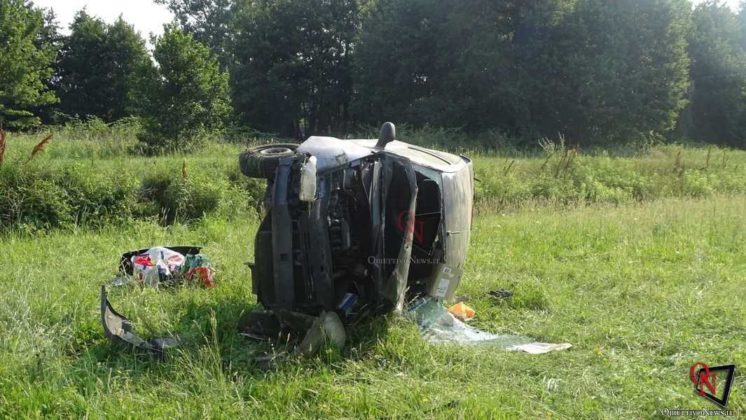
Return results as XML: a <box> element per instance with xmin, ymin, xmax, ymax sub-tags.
<box><xmin>239</xmin><ymin>143</ymin><xmax>298</xmax><ymax>178</ymax></box>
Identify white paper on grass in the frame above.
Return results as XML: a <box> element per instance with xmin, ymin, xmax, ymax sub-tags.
<box><xmin>506</xmin><ymin>342</ymin><xmax>573</xmax><ymax>354</ymax></box>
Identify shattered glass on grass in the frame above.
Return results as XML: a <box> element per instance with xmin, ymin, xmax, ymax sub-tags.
<box><xmin>407</xmin><ymin>298</ymin><xmax>572</xmax><ymax>353</ymax></box>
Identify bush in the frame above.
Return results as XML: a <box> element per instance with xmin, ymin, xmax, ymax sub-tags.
<box><xmin>164</xmin><ymin>175</ymin><xmax>225</xmax><ymax>222</ymax></box>
<box><xmin>475</xmin><ymin>171</ymin><xmax>532</xmax><ymax>209</ymax></box>
<box><xmin>138</xmin><ymin>172</ymin><xmax>239</xmax><ymax>224</ymax></box>
<box><xmin>0</xmin><ymin>164</ymin><xmax>140</xmax><ymax>231</ymax></box>
<box><xmin>0</xmin><ymin>174</ymin><xmax>73</xmax><ymax>230</ymax></box>
<box><xmin>0</xmin><ymin>159</ymin><xmax>264</xmax><ymax>233</ymax></box>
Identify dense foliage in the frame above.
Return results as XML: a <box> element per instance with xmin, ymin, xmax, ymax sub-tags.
<box><xmin>155</xmin><ymin>0</ymin><xmax>235</xmax><ymax>67</ymax></box>
<box><xmin>682</xmin><ymin>2</ymin><xmax>746</xmax><ymax>146</ymax></box>
<box><xmin>137</xmin><ymin>26</ymin><xmax>231</xmax><ymax>154</ymax></box>
<box><xmin>0</xmin><ymin>0</ymin><xmax>57</xmax><ymax>129</ymax></box>
<box><xmin>231</xmin><ymin>0</ymin><xmax>359</xmax><ymax>137</ymax></box>
<box><xmin>54</xmin><ymin>12</ymin><xmax>155</xmax><ymax>123</ymax></box>
<box><xmin>2</xmin><ymin>0</ymin><xmax>746</xmax><ymax>148</ymax></box>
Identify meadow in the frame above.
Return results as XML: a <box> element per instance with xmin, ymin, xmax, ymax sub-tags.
<box><xmin>0</xmin><ymin>125</ymin><xmax>745</xmax><ymax>417</ymax></box>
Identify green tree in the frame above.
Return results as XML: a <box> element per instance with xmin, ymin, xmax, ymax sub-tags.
<box><xmin>353</xmin><ymin>0</ymin><xmax>452</xmax><ymax>128</ymax></box>
<box><xmin>31</xmin><ymin>8</ymin><xmax>67</xmax><ymax>124</ymax></box>
<box><xmin>0</xmin><ymin>0</ymin><xmax>57</xmax><ymax>129</ymax></box>
<box><xmin>55</xmin><ymin>11</ymin><xmax>108</xmax><ymax>120</ymax></box>
<box><xmin>545</xmin><ymin>0</ymin><xmax>692</xmax><ymax>143</ymax></box>
<box><xmin>137</xmin><ymin>26</ymin><xmax>231</xmax><ymax>154</ymax></box>
<box><xmin>682</xmin><ymin>1</ymin><xmax>746</xmax><ymax>146</ymax></box>
<box><xmin>355</xmin><ymin>0</ymin><xmax>584</xmax><ymax>135</ymax></box>
<box><xmin>55</xmin><ymin>11</ymin><xmax>154</xmax><ymax>121</ymax></box>
<box><xmin>155</xmin><ymin>0</ymin><xmax>235</xmax><ymax>67</ymax></box>
<box><xmin>353</xmin><ymin>1</ymin><xmax>560</xmax><ymax>134</ymax></box>
<box><xmin>508</xmin><ymin>0</ymin><xmax>585</xmax><ymax>140</ymax></box>
<box><xmin>231</xmin><ymin>0</ymin><xmax>359</xmax><ymax>137</ymax></box>
<box><xmin>106</xmin><ymin>18</ymin><xmax>157</xmax><ymax>118</ymax></box>
<box><xmin>355</xmin><ymin>0</ymin><xmax>691</xmax><ymax>145</ymax></box>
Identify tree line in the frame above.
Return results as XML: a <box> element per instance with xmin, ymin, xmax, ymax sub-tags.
<box><xmin>1</xmin><ymin>0</ymin><xmax>745</xmax><ymax>150</ymax></box>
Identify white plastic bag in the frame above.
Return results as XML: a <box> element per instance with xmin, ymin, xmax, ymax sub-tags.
<box><xmin>130</xmin><ymin>247</ymin><xmax>186</xmax><ymax>286</ymax></box>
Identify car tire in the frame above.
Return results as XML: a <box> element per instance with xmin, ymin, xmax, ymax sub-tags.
<box><xmin>239</xmin><ymin>143</ymin><xmax>298</xmax><ymax>178</ymax></box>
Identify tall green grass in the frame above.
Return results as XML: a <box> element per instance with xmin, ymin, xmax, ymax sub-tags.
<box><xmin>1</xmin><ymin>124</ymin><xmax>745</xmax><ymax>233</ymax></box>
<box><xmin>0</xmin><ymin>123</ymin><xmax>266</xmax><ymax>232</ymax></box>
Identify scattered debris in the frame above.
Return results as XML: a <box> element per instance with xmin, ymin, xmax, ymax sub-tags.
<box><xmin>183</xmin><ymin>254</ymin><xmax>216</xmax><ymax>288</ymax></box>
<box><xmin>447</xmin><ymin>302</ymin><xmax>475</xmax><ymax>321</ymax></box>
<box><xmin>100</xmin><ymin>246</ymin><xmax>214</xmax><ymax>354</ymax></box>
<box><xmin>408</xmin><ymin>298</ymin><xmax>571</xmax><ymax>354</ymax></box>
<box><xmin>99</xmin><ymin>126</ymin><xmax>569</xmax><ymax>362</ymax></box>
<box><xmin>239</xmin><ymin>310</ymin><xmax>280</xmax><ymax>341</ymax></box>
<box><xmin>294</xmin><ymin>311</ymin><xmax>346</xmax><ymax>356</ymax></box>
<box><xmin>453</xmin><ymin>294</ymin><xmax>470</xmax><ymax>303</ymax></box>
<box><xmin>241</xmin><ymin>309</ymin><xmax>346</xmax><ymax>358</ymax></box>
<box><xmin>254</xmin><ymin>352</ymin><xmax>288</xmax><ymax>370</ymax></box>
<box><xmin>507</xmin><ymin>342</ymin><xmax>572</xmax><ymax>354</ymax></box>
<box><xmin>337</xmin><ymin>292</ymin><xmax>360</xmax><ymax>320</ymax></box>
<box><xmin>131</xmin><ymin>246</ymin><xmax>187</xmax><ymax>286</ymax></box>
<box><xmin>100</xmin><ymin>286</ymin><xmax>180</xmax><ymax>355</ymax></box>
<box><xmin>115</xmin><ymin>246</ymin><xmax>214</xmax><ymax>288</ymax></box>
<box><xmin>488</xmin><ymin>289</ymin><xmax>514</xmax><ymax>299</ymax></box>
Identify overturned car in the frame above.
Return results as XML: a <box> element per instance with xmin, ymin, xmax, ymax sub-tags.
<box><xmin>101</xmin><ymin>134</ymin><xmax>574</xmax><ymax>356</ymax></box>
<box><xmin>240</xmin><ymin>123</ymin><xmax>474</xmax><ymax>324</ymax></box>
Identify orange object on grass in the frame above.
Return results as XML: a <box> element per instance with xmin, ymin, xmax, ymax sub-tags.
<box><xmin>448</xmin><ymin>302</ymin><xmax>475</xmax><ymax>321</ymax></box>
<box><xmin>187</xmin><ymin>266</ymin><xmax>215</xmax><ymax>288</ymax></box>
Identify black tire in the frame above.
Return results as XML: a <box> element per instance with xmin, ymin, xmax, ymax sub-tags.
<box><xmin>239</xmin><ymin>143</ymin><xmax>298</xmax><ymax>178</ymax></box>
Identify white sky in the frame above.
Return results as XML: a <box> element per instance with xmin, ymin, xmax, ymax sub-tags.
<box><xmin>33</xmin><ymin>0</ymin><xmax>174</xmax><ymax>39</ymax></box>
<box><xmin>695</xmin><ymin>0</ymin><xmax>743</xmax><ymax>10</ymax></box>
<box><xmin>32</xmin><ymin>0</ymin><xmax>743</xmax><ymax>42</ymax></box>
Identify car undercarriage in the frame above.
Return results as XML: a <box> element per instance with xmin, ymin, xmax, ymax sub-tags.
<box><xmin>240</xmin><ymin>123</ymin><xmax>474</xmax><ymax>328</ymax></box>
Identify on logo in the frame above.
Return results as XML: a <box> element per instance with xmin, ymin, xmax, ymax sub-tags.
<box><xmin>689</xmin><ymin>362</ymin><xmax>736</xmax><ymax>407</ymax></box>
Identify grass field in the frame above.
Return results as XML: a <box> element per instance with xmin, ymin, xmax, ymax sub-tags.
<box><xmin>1</xmin><ymin>127</ymin><xmax>745</xmax><ymax>417</ymax></box>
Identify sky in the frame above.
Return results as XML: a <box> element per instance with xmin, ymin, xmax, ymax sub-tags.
<box><xmin>696</xmin><ymin>0</ymin><xmax>743</xmax><ymax>10</ymax></box>
<box><xmin>33</xmin><ymin>0</ymin><xmax>174</xmax><ymax>39</ymax></box>
<box><xmin>32</xmin><ymin>0</ymin><xmax>743</xmax><ymax>41</ymax></box>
